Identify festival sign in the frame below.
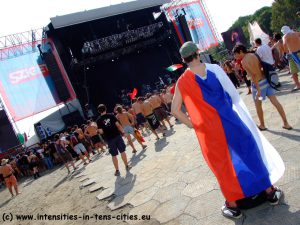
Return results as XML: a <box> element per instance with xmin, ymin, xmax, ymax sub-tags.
<box><xmin>163</xmin><ymin>0</ymin><xmax>219</xmax><ymax>51</ymax></box>
<box><xmin>0</xmin><ymin>41</ymin><xmax>65</xmax><ymax>121</ymax></box>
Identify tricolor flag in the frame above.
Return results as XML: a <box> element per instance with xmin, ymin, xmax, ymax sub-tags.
<box><xmin>166</xmin><ymin>64</ymin><xmax>183</xmax><ymax>72</ymax></box>
<box><xmin>177</xmin><ymin>63</ymin><xmax>285</xmax><ymax>202</ymax></box>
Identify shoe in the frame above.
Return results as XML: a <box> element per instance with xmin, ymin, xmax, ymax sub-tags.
<box><xmin>221</xmin><ymin>202</ymin><xmax>242</xmax><ymax>219</ymax></box>
<box><xmin>291</xmin><ymin>87</ymin><xmax>300</xmax><ymax>92</ymax></box>
<box><xmin>114</xmin><ymin>170</ymin><xmax>120</xmax><ymax>176</ymax></box>
<box><xmin>126</xmin><ymin>165</ymin><xmax>132</xmax><ymax>171</ymax></box>
<box><xmin>132</xmin><ymin>150</ymin><xmax>137</xmax><ymax>154</ymax></box>
<box><xmin>275</xmin><ymin>83</ymin><xmax>281</xmax><ymax>88</ymax></box>
<box><xmin>258</xmin><ymin>126</ymin><xmax>268</xmax><ymax>131</ymax></box>
<box><xmin>267</xmin><ymin>186</ymin><xmax>283</xmax><ymax>205</ymax></box>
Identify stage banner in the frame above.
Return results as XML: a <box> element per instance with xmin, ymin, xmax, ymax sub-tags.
<box><xmin>221</xmin><ymin>27</ymin><xmax>247</xmax><ymax>52</ymax></box>
<box><xmin>163</xmin><ymin>0</ymin><xmax>219</xmax><ymax>51</ymax></box>
<box><xmin>0</xmin><ymin>41</ymin><xmax>65</xmax><ymax>121</ymax></box>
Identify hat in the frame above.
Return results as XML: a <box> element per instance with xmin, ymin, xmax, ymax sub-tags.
<box><xmin>1</xmin><ymin>159</ymin><xmax>9</xmax><ymax>166</ymax></box>
<box><xmin>281</xmin><ymin>26</ymin><xmax>293</xmax><ymax>35</ymax></box>
<box><xmin>179</xmin><ymin>41</ymin><xmax>199</xmax><ymax>58</ymax></box>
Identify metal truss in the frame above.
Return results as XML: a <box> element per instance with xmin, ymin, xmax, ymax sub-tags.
<box><xmin>0</xmin><ymin>28</ymin><xmax>46</xmax><ymax>61</ymax></box>
<box><xmin>162</xmin><ymin>0</ymin><xmax>221</xmax><ymax>42</ymax></box>
<box><xmin>201</xmin><ymin>0</ymin><xmax>222</xmax><ymax>41</ymax></box>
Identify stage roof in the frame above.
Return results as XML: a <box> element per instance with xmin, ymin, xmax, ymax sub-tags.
<box><xmin>50</xmin><ymin>0</ymin><xmax>169</xmax><ymax>29</ymax></box>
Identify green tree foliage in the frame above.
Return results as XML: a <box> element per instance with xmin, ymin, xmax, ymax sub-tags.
<box><xmin>205</xmin><ymin>42</ymin><xmax>229</xmax><ymax>62</ymax></box>
<box><xmin>271</xmin><ymin>0</ymin><xmax>300</xmax><ymax>32</ymax></box>
<box><xmin>229</xmin><ymin>7</ymin><xmax>273</xmax><ymax>42</ymax></box>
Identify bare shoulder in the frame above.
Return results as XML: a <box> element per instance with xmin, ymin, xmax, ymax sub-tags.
<box><xmin>245</xmin><ymin>54</ymin><xmax>258</xmax><ymax>64</ymax></box>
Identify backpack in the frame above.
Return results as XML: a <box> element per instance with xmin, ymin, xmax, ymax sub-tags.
<box><xmin>255</xmin><ymin>54</ymin><xmax>280</xmax><ymax>91</ymax></box>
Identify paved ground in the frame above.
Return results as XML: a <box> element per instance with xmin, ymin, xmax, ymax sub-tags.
<box><xmin>1</xmin><ymin>70</ymin><xmax>300</xmax><ymax>225</ymax></box>
<box><xmin>74</xmin><ymin>70</ymin><xmax>300</xmax><ymax>225</ymax></box>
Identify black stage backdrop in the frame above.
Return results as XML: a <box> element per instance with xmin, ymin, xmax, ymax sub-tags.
<box><xmin>47</xmin><ymin>5</ymin><xmax>181</xmax><ymax>111</ymax></box>
<box><xmin>76</xmin><ymin>45</ymin><xmax>178</xmax><ymax>110</ymax></box>
<box><xmin>0</xmin><ymin>110</ymin><xmax>19</xmax><ymax>152</ymax></box>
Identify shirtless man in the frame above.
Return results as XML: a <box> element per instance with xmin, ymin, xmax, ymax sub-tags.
<box><xmin>0</xmin><ymin>159</ymin><xmax>20</xmax><ymax>197</ymax></box>
<box><xmin>116</xmin><ymin>106</ymin><xmax>147</xmax><ymax>153</ymax></box>
<box><xmin>148</xmin><ymin>93</ymin><xmax>172</xmax><ymax>129</ymax></box>
<box><xmin>132</xmin><ymin>98</ymin><xmax>147</xmax><ymax>129</ymax></box>
<box><xmin>281</xmin><ymin>25</ymin><xmax>300</xmax><ymax>91</ymax></box>
<box><xmin>162</xmin><ymin>89</ymin><xmax>173</xmax><ymax>112</ymax></box>
<box><xmin>74</xmin><ymin>125</ymin><xmax>93</xmax><ymax>154</ymax></box>
<box><xmin>141</xmin><ymin>96</ymin><xmax>164</xmax><ymax>139</ymax></box>
<box><xmin>84</xmin><ymin>120</ymin><xmax>104</xmax><ymax>153</ymax></box>
<box><xmin>233</xmin><ymin>44</ymin><xmax>292</xmax><ymax>131</ymax></box>
<box><xmin>272</xmin><ymin>33</ymin><xmax>289</xmax><ymax>71</ymax></box>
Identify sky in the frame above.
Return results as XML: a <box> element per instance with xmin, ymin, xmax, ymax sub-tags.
<box><xmin>0</xmin><ymin>0</ymin><xmax>274</xmax><ymax>37</ymax></box>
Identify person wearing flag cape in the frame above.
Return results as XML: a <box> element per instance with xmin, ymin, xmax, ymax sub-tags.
<box><xmin>171</xmin><ymin>42</ymin><xmax>285</xmax><ymax>219</ymax></box>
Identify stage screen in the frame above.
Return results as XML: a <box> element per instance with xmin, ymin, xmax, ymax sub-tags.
<box><xmin>221</xmin><ymin>27</ymin><xmax>247</xmax><ymax>51</ymax></box>
<box><xmin>0</xmin><ymin>41</ymin><xmax>63</xmax><ymax>121</ymax></box>
<box><xmin>164</xmin><ymin>0</ymin><xmax>219</xmax><ymax>51</ymax></box>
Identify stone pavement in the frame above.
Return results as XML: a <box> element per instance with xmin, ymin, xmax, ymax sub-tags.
<box><xmin>75</xmin><ymin>70</ymin><xmax>300</xmax><ymax>225</ymax></box>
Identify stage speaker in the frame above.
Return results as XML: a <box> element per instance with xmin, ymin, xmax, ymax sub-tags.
<box><xmin>62</xmin><ymin>110</ymin><xmax>84</xmax><ymax>127</ymax></box>
<box><xmin>43</xmin><ymin>51</ymin><xmax>71</xmax><ymax>102</ymax></box>
<box><xmin>0</xmin><ymin>110</ymin><xmax>19</xmax><ymax>152</ymax></box>
<box><xmin>177</xmin><ymin>15</ymin><xmax>192</xmax><ymax>42</ymax></box>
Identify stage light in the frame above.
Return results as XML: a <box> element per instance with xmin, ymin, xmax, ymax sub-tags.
<box><xmin>112</xmin><ymin>59</ymin><xmax>114</xmax><ymax>62</ymax></box>
<box><xmin>153</xmin><ymin>11</ymin><xmax>162</xmax><ymax>20</ymax></box>
<box><xmin>81</xmin><ymin>22</ymin><xmax>164</xmax><ymax>55</ymax></box>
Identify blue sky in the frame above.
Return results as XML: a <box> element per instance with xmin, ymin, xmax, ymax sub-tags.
<box><xmin>1</xmin><ymin>0</ymin><xmax>273</xmax><ymax>37</ymax></box>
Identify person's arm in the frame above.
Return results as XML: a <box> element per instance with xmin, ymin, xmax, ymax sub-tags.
<box><xmin>127</xmin><ymin>113</ymin><xmax>135</xmax><ymax>126</ymax></box>
<box><xmin>256</xmin><ymin>47</ymin><xmax>263</xmax><ymax>58</ymax></box>
<box><xmin>282</xmin><ymin>36</ymin><xmax>289</xmax><ymax>54</ymax></box>
<box><xmin>98</xmin><ymin>128</ymin><xmax>104</xmax><ymax>134</ymax></box>
<box><xmin>171</xmin><ymin>84</ymin><xmax>193</xmax><ymax>128</ymax></box>
<box><xmin>8</xmin><ymin>164</ymin><xmax>15</xmax><ymax>173</ymax></box>
<box><xmin>115</xmin><ymin>121</ymin><xmax>125</xmax><ymax>136</ymax></box>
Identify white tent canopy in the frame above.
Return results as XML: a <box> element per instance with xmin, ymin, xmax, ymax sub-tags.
<box><xmin>248</xmin><ymin>21</ymin><xmax>270</xmax><ymax>46</ymax></box>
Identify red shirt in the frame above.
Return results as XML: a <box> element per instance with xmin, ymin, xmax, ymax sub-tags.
<box><xmin>236</xmin><ymin>59</ymin><xmax>245</xmax><ymax>73</ymax></box>
<box><xmin>170</xmin><ymin>84</ymin><xmax>175</xmax><ymax>95</ymax></box>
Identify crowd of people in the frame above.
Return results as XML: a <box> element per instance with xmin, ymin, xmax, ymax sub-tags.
<box><xmin>222</xmin><ymin>27</ymin><xmax>300</xmax><ymax>93</ymax></box>
<box><xmin>0</xmin><ymin>82</ymin><xmax>177</xmax><ymax>196</ymax></box>
<box><xmin>220</xmin><ymin>25</ymin><xmax>300</xmax><ymax>132</ymax></box>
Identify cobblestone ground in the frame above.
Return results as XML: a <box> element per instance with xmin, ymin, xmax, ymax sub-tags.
<box><xmin>1</xmin><ymin>70</ymin><xmax>299</xmax><ymax>225</ymax></box>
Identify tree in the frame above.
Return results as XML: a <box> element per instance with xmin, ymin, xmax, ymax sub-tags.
<box><xmin>271</xmin><ymin>0</ymin><xmax>300</xmax><ymax>32</ymax></box>
<box><xmin>253</xmin><ymin>7</ymin><xmax>273</xmax><ymax>35</ymax></box>
<box><xmin>205</xmin><ymin>42</ymin><xmax>229</xmax><ymax>62</ymax></box>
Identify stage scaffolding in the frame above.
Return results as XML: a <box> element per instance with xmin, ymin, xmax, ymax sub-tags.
<box><xmin>162</xmin><ymin>0</ymin><xmax>221</xmax><ymax>42</ymax></box>
<box><xmin>0</xmin><ymin>28</ymin><xmax>46</xmax><ymax>61</ymax></box>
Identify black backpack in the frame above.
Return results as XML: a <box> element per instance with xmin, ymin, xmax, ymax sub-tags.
<box><xmin>255</xmin><ymin>54</ymin><xmax>280</xmax><ymax>91</ymax></box>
